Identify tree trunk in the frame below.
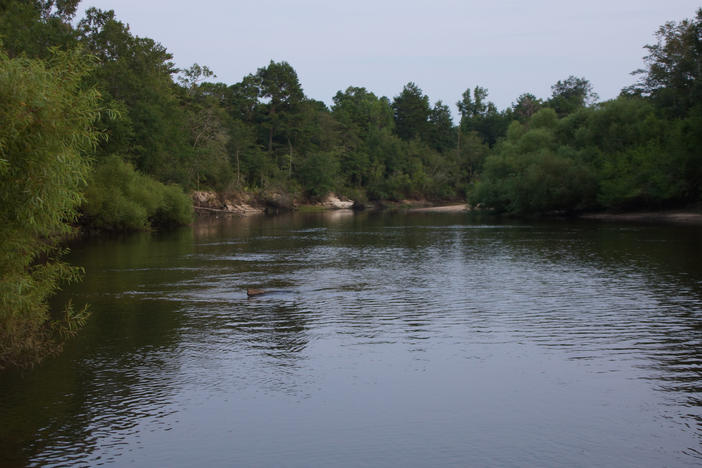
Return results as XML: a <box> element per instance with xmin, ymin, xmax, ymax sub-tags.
<box><xmin>236</xmin><ymin>148</ymin><xmax>240</xmax><ymax>184</ymax></box>
<box><xmin>288</xmin><ymin>138</ymin><xmax>293</xmax><ymax>177</ymax></box>
<box><xmin>456</xmin><ymin>127</ymin><xmax>461</xmax><ymax>160</ymax></box>
<box><xmin>268</xmin><ymin>106</ymin><xmax>276</xmax><ymax>153</ymax></box>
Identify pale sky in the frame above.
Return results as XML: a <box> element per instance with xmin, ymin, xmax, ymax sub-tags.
<box><xmin>76</xmin><ymin>1</ymin><xmax>700</xmax><ymax>117</ymax></box>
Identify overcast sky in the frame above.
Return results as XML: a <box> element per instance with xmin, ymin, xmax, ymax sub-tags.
<box><xmin>76</xmin><ymin>1</ymin><xmax>700</xmax><ymax>115</ymax></box>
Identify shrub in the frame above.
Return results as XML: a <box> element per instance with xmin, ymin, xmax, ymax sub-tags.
<box><xmin>82</xmin><ymin>155</ymin><xmax>193</xmax><ymax>231</ymax></box>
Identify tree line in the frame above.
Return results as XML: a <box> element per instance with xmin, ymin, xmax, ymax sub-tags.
<box><xmin>0</xmin><ymin>1</ymin><xmax>700</xmax><ymax>368</ymax></box>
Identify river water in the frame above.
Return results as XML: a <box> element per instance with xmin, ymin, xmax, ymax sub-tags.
<box><xmin>1</xmin><ymin>212</ymin><xmax>701</xmax><ymax>467</ymax></box>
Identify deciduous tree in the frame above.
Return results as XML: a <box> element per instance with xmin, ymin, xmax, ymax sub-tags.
<box><xmin>628</xmin><ymin>8</ymin><xmax>702</xmax><ymax>115</ymax></box>
<box><xmin>0</xmin><ymin>48</ymin><xmax>102</xmax><ymax>368</ymax></box>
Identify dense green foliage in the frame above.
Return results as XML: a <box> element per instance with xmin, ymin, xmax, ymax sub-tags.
<box><xmin>470</xmin><ymin>109</ymin><xmax>598</xmax><ymax>213</ymax></box>
<box><xmin>0</xmin><ymin>0</ymin><xmax>80</xmax><ymax>58</ymax></box>
<box><xmin>0</xmin><ymin>0</ymin><xmax>701</xmax><ymax>367</ymax></box>
<box><xmin>472</xmin><ymin>89</ymin><xmax>701</xmax><ymax>214</ymax></box>
<box><xmin>0</xmin><ymin>48</ymin><xmax>98</xmax><ymax>369</ymax></box>
<box><xmin>1</xmin><ymin>2</ymin><xmax>698</xmax><ymax>212</ymax></box>
<box><xmin>471</xmin><ymin>10</ymin><xmax>702</xmax><ymax>214</ymax></box>
<box><xmin>82</xmin><ymin>156</ymin><xmax>193</xmax><ymax>231</ymax></box>
<box><xmin>626</xmin><ymin>9</ymin><xmax>702</xmax><ymax>116</ymax></box>
<box><xmin>7</xmin><ymin>2</ymin><xmax>696</xmax><ymax>213</ymax></box>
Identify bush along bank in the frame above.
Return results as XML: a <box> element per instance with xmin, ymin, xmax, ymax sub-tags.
<box><xmin>80</xmin><ymin>156</ymin><xmax>194</xmax><ymax>232</ymax></box>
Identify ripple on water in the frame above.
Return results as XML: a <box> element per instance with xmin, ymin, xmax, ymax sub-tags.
<box><xmin>5</xmin><ymin>218</ymin><xmax>701</xmax><ymax>467</ymax></box>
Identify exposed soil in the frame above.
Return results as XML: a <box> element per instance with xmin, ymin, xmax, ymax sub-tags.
<box><xmin>408</xmin><ymin>204</ymin><xmax>470</xmax><ymax>213</ymax></box>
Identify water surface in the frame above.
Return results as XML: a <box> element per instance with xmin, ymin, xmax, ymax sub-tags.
<box><xmin>1</xmin><ymin>212</ymin><xmax>701</xmax><ymax>466</ymax></box>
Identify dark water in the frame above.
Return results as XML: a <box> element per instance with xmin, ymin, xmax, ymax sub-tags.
<box><xmin>2</xmin><ymin>212</ymin><xmax>702</xmax><ymax>467</ymax></box>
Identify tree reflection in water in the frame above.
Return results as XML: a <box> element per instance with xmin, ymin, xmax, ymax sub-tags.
<box><xmin>1</xmin><ymin>213</ymin><xmax>701</xmax><ymax>466</ymax></box>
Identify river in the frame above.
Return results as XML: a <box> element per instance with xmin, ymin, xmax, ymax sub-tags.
<box><xmin>1</xmin><ymin>211</ymin><xmax>701</xmax><ymax>466</ymax></box>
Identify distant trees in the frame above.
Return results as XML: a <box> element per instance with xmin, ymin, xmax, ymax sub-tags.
<box><xmin>628</xmin><ymin>8</ymin><xmax>702</xmax><ymax>116</ymax></box>
<box><xmin>457</xmin><ymin>86</ymin><xmax>491</xmax><ymax>122</ymax></box>
<box><xmin>392</xmin><ymin>82</ymin><xmax>431</xmax><ymax>141</ymax></box>
<box><xmin>471</xmin><ymin>8</ymin><xmax>702</xmax><ymax>213</ymax></box>
<box><xmin>178</xmin><ymin>65</ymin><xmax>232</xmax><ymax>190</ymax></box>
<box><xmin>2</xmin><ymin>1</ymin><xmax>702</xmax><ymax>368</ymax></box>
<box><xmin>253</xmin><ymin>60</ymin><xmax>305</xmax><ymax>156</ymax></box>
<box><xmin>548</xmin><ymin>76</ymin><xmax>598</xmax><ymax>116</ymax></box>
<box><xmin>470</xmin><ymin>108</ymin><xmax>597</xmax><ymax>213</ymax></box>
<box><xmin>297</xmin><ymin>152</ymin><xmax>340</xmax><ymax>198</ymax></box>
<box><xmin>1</xmin><ymin>1</ymin><xmax>699</xmax><ymax>213</ymax></box>
<box><xmin>470</xmin><ymin>90</ymin><xmax>698</xmax><ymax>214</ymax></box>
<box><xmin>512</xmin><ymin>93</ymin><xmax>542</xmax><ymax>122</ymax></box>
<box><xmin>426</xmin><ymin>100</ymin><xmax>455</xmax><ymax>153</ymax></box>
<box><xmin>457</xmin><ymin>86</ymin><xmax>511</xmax><ymax>146</ymax></box>
<box><xmin>2</xmin><ymin>1</ymin><xmax>699</xmax><ymax>214</ymax></box>
<box><xmin>77</xmin><ymin>8</ymin><xmax>190</xmax><ymax>182</ymax></box>
<box><xmin>625</xmin><ymin>7</ymin><xmax>702</xmax><ymax>202</ymax></box>
<box><xmin>332</xmin><ymin>87</ymin><xmax>392</xmax><ymax>189</ymax></box>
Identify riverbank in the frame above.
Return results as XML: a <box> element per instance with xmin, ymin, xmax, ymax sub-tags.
<box><xmin>408</xmin><ymin>204</ymin><xmax>469</xmax><ymax>213</ymax></box>
<box><xmin>192</xmin><ymin>191</ymin><xmax>264</xmax><ymax>215</ymax></box>
<box><xmin>191</xmin><ymin>191</ymin><xmax>702</xmax><ymax>227</ymax></box>
<box><xmin>192</xmin><ymin>190</ymin><xmax>467</xmax><ymax>215</ymax></box>
<box><xmin>581</xmin><ymin>210</ymin><xmax>702</xmax><ymax>225</ymax></box>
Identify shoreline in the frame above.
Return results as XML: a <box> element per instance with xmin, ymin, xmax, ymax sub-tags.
<box><xmin>407</xmin><ymin>204</ymin><xmax>469</xmax><ymax>213</ymax></box>
<box><xmin>580</xmin><ymin>210</ymin><xmax>702</xmax><ymax>225</ymax></box>
<box><xmin>192</xmin><ymin>189</ymin><xmax>472</xmax><ymax>216</ymax></box>
<box><xmin>192</xmin><ymin>190</ymin><xmax>700</xmax><ymax>226</ymax></box>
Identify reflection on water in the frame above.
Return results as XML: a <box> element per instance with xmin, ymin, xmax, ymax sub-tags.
<box><xmin>1</xmin><ymin>212</ymin><xmax>701</xmax><ymax>466</ymax></box>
